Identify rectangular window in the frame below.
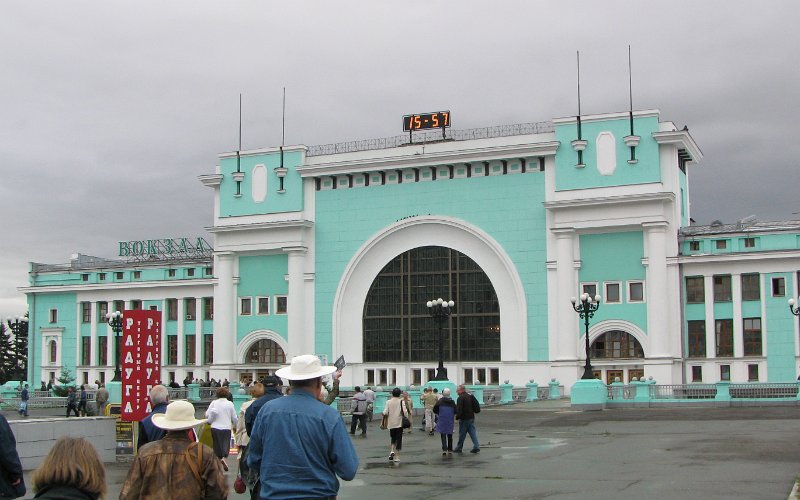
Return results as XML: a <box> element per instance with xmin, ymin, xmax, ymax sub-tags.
<box><xmin>99</xmin><ymin>273</ymin><xmax>106</xmax><ymax>281</ymax></box>
<box><xmin>581</xmin><ymin>283</ymin><xmax>598</xmax><ymax>298</ymax></box>
<box><xmin>203</xmin><ymin>297</ymin><xmax>213</xmax><ymax>320</ymax></box>
<box><xmin>185</xmin><ymin>298</ymin><xmax>196</xmax><ymax>320</ymax></box>
<box><xmin>99</xmin><ymin>372</ymin><xmax>105</xmax><ymax>384</ymax></box>
<box><xmin>691</xmin><ymin>365</ymin><xmax>702</xmax><ymax>382</ymax></box>
<box><xmin>378</xmin><ymin>369</ymin><xmax>388</xmax><ymax>385</ymax></box>
<box><xmin>687</xmin><ymin>320</ymin><xmax>706</xmax><ymax>357</ymax></box>
<box><xmin>166</xmin><ymin>299</ymin><xmax>178</xmax><ymax>321</ymax></box>
<box><xmin>81</xmin><ymin>337</ymin><xmax>91</xmax><ymax>366</ymax></box>
<box><xmin>113</xmin><ymin>301</ymin><xmax>125</xmax><ymax>314</ymax></box>
<box><xmin>49</xmin><ymin>309</ymin><xmax>58</xmax><ymax>323</ymax></box>
<box><xmin>743</xmin><ymin>317</ymin><xmax>762</xmax><ymax>356</ymax></box>
<box><xmin>464</xmin><ymin>369</ymin><xmax>473</xmax><ymax>385</ymax></box>
<box><xmin>715</xmin><ymin>239</ymin><xmax>727</xmax><ymax>250</ymax></box>
<box><xmin>276</xmin><ymin>296</ymin><xmax>288</xmax><ymax>314</ymax></box>
<box><xmin>149</xmin><ymin>305</ymin><xmax>158</xmax><ymax>311</ymax></box>
<box><xmin>477</xmin><ymin>368</ymin><xmax>486</xmax><ymax>384</ymax></box>
<box><xmin>366</xmin><ymin>370</ymin><xmax>375</xmax><ymax>386</ymax></box>
<box><xmin>689</xmin><ymin>241</ymin><xmax>701</xmax><ymax>251</ymax></box>
<box><xmin>185</xmin><ymin>335</ymin><xmax>196</xmax><ymax>365</ymax></box>
<box><xmin>81</xmin><ymin>273</ymin><xmax>89</xmax><ymax>282</ymax></box>
<box><xmin>489</xmin><ymin>368</ymin><xmax>500</xmax><ymax>385</ymax></box>
<box><xmin>628</xmin><ymin>281</ymin><xmax>645</xmax><ymax>302</ymax></box>
<box><xmin>604</xmin><ymin>282</ymin><xmax>621</xmax><ymax>303</ymax></box>
<box><xmin>713</xmin><ymin>275</ymin><xmax>732</xmax><ymax>302</ymax></box>
<box><xmin>748</xmin><ymin>364</ymin><xmax>759</xmax><ymax>382</ymax></box>
<box><xmin>743</xmin><ymin>237</ymin><xmax>756</xmax><ymax>248</ymax></box>
<box><xmin>720</xmin><ymin>364</ymin><xmax>731</xmax><ymax>381</ymax></box>
<box><xmin>187</xmin><ymin>268</ymin><xmax>195</xmax><ymax>277</ymax></box>
<box><xmin>741</xmin><ymin>273</ymin><xmax>760</xmax><ymax>301</ymax></box>
<box><xmin>685</xmin><ymin>276</ymin><xmax>705</xmax><ymax>303</ymax></box>
<box><xmin>426</xmin><ymin>368</ymin><xmax>436</xmax><ymax>383</ymax></box>
<box><xmin>133</xmin><ymin>271</ymin><xmax>141</xmax><ymax>279</ymax></box>
<box><xmin>130</xmin><ymin>300</ymin><xmax>142</xmax><ymax>310</ymax></box>
<box><xmin>98</xmin><ymin>336</ymin><xmax>108</xmax><ymax>365</ymax></box>
<box><xmin>240</xmin><ymin>297</ymin><xmax>252</xmax><ymax>316</ymax></box>
<box><xmin>257</xmin><ymin>297</ymin><xmax>270</xmax><ymax>315</ymax></box>
<box><xmin>203</xmin><ymin>334</ymin><xmax>213</xmax><ymax>364</ymax></box>
<box><xmin>205</xmin><ymin>266</ymin><xmax>213</xmax><ymax>276</ymax></box>
<box><xmin>168</xmin><ymin>269</ymin><xmax>176</xmax><ymax>278</ymax></box>
<box><xmin>97</xmin><ymin>301</ymin><xmax>108</xmax><ymax>322</ymax></box>
<box><xmin>715</xmin><ymin>319</ymin><xmax>734</xmax><ymax>357</ymax></box>
<box><xmin>167</xmin><ymin>336</ymin><xmax>178</xmax><ymax>365</ymax></box>
<box><xmin>81</xmin><ymin>302</ymin><xmax>91</xmax><ymax>323</ymax></box>
<box><xmin>411</xmin><ymin>369</ymin><xmax>421</xmax><ymax>386</ymax></box>
<box><xmin>772</xmin><ymin>277</ymin><xmax>786</xmax><ymax>297</ymax></box>
<box><xmin>115</xmin><ymin>272</ymin><xmax>124</xmax><ymax>280</ymax></box>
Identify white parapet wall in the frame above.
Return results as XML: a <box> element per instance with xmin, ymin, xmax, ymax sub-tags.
<box><xmin>9</xmin><ymin>416</ymin><xmax>117</xmax><ymax>470</ymax></box>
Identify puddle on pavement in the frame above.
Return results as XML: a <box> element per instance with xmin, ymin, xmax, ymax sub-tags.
<box><xmin>499</xmin><ymin>437</ymin><xmax>567</xmax><ymax>460</ymax></box>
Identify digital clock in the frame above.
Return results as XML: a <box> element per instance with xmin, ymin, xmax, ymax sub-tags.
<box><xmin>403</xmin><ymin>111</ymin><xmax>451</xmax><ymax>132</ymax></box>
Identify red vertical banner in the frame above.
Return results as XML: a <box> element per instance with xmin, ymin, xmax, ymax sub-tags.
<box><xmin>121</xmin><ymin>309</ymin><xmax>162</xmax><ymax>422</ymax></box>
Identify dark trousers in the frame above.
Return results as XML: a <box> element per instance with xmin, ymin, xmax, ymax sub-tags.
<box><xmin>66</xmin><ymin>403</ymin><xmax>79</xmax><ymax>417</ymax></box>
<box><xmin>440</xmin><ymin>433</ymin><xmax>453</xmax><ymax>451</ymax></box>
<box><xmin>350</xmin><ymin>413</ymin><xmax>367</xmax><ymax>435</ymax></box>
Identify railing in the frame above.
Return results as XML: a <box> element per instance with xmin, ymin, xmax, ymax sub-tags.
<box><xmin>483</xmin><ymin>389</ymin><xmax>501</xmax><ymax>404</ymax></box>
<box><xmin>729</xmin><ymin>383</ymin><xmax>798</xmax><ymax>398</ymax></box>
<box><xmin>607</xmin><ymin>385</ymin><xmax>635</xmax><ymax>400</ymax></box>
<box><xmin>199</xmin><ymin>387</ymin><xmax>217</xmax><ymax>400</ymax></box>
<box><xmin>168</xmin><ymin>388</ymin><xmax>188</xmax><ymax>400</ymax></box>
<box><xmin>512</xmin><ymin>388</ymin><xmax>528</xmax><ymax>401</ymax></box>
<box><xmin>336</xmin><ymin>397</ymin><xmax>354</xmax><ymax>416</ymax></box>
<box><xmin>306</xmin><ymin>121</ymin><xmax>554</xmax><ymax>157</ymax></box>
<box><xmin>650</xmin><ymin>384</ymin><xmax>717</xmax><ymax>400</ymax></box>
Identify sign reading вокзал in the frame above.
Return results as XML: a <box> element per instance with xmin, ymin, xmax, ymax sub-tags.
<box><xmin>118</xmin><ymin>237</ymin><xmax>212</xmax><ymax>260</ymax></box>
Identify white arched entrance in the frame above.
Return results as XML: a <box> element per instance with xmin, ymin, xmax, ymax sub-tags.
<box><xmin>332</xmin><ymin>215</ymin><xmax>528</xmax><ymax>364</ymax></box>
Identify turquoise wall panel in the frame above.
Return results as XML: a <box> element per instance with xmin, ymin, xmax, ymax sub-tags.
<box><xmin>314</xmin><ymin>173</ymin><xmax>548</xmax><ymax>362</ymax></box>
<box><xmin>713</xmin><ymin>302</ymin><xmax>733</xmax><ymax>319</ymax></box>
<box><xmin>554</xmin><ymin>116</ymin><xmax>661</xmax><ymax>191</ymax></box>
<box><xmin>766</xmin><ymin>272</ymin><xmax>795</xmax><ymax>381</ymax></box>
<box><xmin>578</xmin><ymin>232</ymin><xmax>647</xmax><ymax>334</ymax></box>
<box><xmin>32</xmin><ymin>293</ymin><xmax>78</xmax><ymax>374</ymax></box>
<box><xmin>741</xmin><ymin>301</ymin><xmax>761</xmax><ymax>318</ymax></box>
<box><xmin>683</xmin><ymin>303</ymin><xmax>705</xmax><ymax>321</ymax></box>
<box><xmin>219</xmin><ymin>150</ymin><xmax>304</xmax><ymax>217</ymax></box>
<box><xmin>236</xmin><ymin>255</ymin><xmax>289</xmax><ymax>343</ymax></box>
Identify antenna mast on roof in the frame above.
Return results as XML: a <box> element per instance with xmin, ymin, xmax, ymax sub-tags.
<box><xmin>235</xmin><ymin>93</ymin><xmax>243</xmax><ymax>196</ymax></box>
<box><xmin>624</xmin><ymin>46</ymin><xmax>640</xmax><ymax>164</ymax></box>
<box><xmin>571</xmin><ymin>51</ymin><xmax>587</xmax><ymax>167</ymax></box>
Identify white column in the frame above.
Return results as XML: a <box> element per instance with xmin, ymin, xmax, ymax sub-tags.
<box><xmin>644</xmin><ymin>223</ymin><xmax>670</xmax><ymax>358</ymax></box>
<box><xmin>732</xmin><ymin>273</ymin><xmax>744</xmax><ymax>358</ymax></box>
<box><xmin>177</xmin><ymin>298</ymin><xmax>185</xmax><ymax>367</ymax></box>
<box><xmin>285</xmin><ymin>247</ymin><xmax>308</xmax><ymax>357</ymax></box>
<box><xmin>704</xmin><ymin>275</ymin><xmax>716</xmax><ymax>358</ymax></box>
<box><xmin>212</xmin><ymin>253</ymin><xmax>236</xmax><ymax>367</ymax></box>
<box><xmin>89</xmin><ymin>302</ymin><xmax>97</xmax><ymax>372</ymax></box>
<box><xmin>553</xmin><ymin>229</ymin><xmax>577</xmax><ymax>360</ymax></box>
<box><xmin>196</xmin><ymin>297</ymin><xmax>204</xmax><ymax>369</ymax></box>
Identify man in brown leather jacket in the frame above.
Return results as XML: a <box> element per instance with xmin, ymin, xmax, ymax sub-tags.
<box><xmin>120</xmin><ymin>400</ymin><xmax>227</xmax><ymax>500</ymax></box>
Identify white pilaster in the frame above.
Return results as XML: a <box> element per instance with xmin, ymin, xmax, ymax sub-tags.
<box><xmin>89</xmin><ymin>302</ymin><xmax>97</xmax><ymax>371</ymax></box>
<box><xmin>644</xmin><ymin>222</ymin><xmax>670</xmax><ymax>358</ymax></box>
<box><xmin>212</xmin><ymin>252</ymin><xmax>236</xmax><ymax>369</ymax></box>
<box><xmin>704</xmin><ymin>275</ymin><xmax>715</xmax><ymax>358</ymax></box>
<box><xmin>195</xmin><ymin>297</ymin><xmax>204</xmax><ymax>368</ymax></box>
<box><xmin>177</xmin><ymin>298</ymin><xmax>185</xmax><ymax>366</ymax></box>
<box><xmin>553</xmin><ymin>229</ymin><xmax>577</xmax><ymax>361</ymax></box>
<box><xmin>285</xmin><ymin>247</ymin><xmax>308</xmax><ymax>357</ymax></box>
<box><xmin>732</xmin><ymin>273</ymin><xmax>744</xmax><ymax>358</ymax></box>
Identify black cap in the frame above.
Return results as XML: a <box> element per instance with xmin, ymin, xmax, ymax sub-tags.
<box><xmin>263</xmin><ymin>375</ymin><xmax>282</xmax><ymax>387</ymax></box>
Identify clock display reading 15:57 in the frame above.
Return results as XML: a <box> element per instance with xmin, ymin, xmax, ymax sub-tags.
<box><xmin>403</xmin><ymin>111</ymin><xmax>451</xmax><ymax>131</ymax></box>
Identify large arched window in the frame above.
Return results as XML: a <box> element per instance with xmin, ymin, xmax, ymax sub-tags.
<box><xmin>246</xmin><ymin>339</ymin><xmax>286</xmax><ymax>364</ymax></box>
<box><xmin>363</xmin><ymin>246</ymin><xmax>500</xmax><ymax>363</ymax></box>
<box><xmin>591</xmin><ymin>331</ymin><xmax>644</xmax><ymax>359</ymax></box>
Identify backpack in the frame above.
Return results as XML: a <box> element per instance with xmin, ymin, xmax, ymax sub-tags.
<box><xmin>471</xmin><ymin>394</ymin><xmax>481</xmax><ymax>413</ymax></box>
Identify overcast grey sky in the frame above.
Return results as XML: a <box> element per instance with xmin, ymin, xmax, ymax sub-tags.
<box><xmin>1</xmin><ymin>1</ymin><xmax>798</xmax><ymax>318</ymax></box>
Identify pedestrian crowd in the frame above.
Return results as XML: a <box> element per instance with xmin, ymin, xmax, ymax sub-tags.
<box><xmin>1</xmin><ymin>354</ymin><xmax>484</xmax><ymax>499</ymax></box>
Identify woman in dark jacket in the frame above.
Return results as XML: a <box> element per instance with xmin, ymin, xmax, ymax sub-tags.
<box><xmin>433</xmin><ymin>387</ymin><xmax>457</xmax><ymax>455</ymax></box>
<box><xmin>32</xmin><ymin>437</ymin><xmax>106</xmax><ymax>499</ymax></box>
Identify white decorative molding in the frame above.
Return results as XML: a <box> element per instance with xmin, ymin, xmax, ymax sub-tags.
<box><xmin>586</xmin><ymin>319</ymin><xmax>649</xmax><ymax>357</ymax></box>
<box><xmin>235</xmin><ymin>330</ymin><xmax>288</xmax><ymax>364</ymax></box>
<box><xmin>595</xmin><ymin>132</ymin><xmax>616</xmax><ymax>176</ymax></box>
<box><xmin>251</xmin><ymin>164</ymin><xmax>267</xmax><ymax>203</ymax></box>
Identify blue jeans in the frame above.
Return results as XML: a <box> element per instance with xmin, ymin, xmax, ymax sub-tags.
<box><xmin>455</xmin><ymin>418</ymin><xmax>479</xmax><ymax>451</ymax></box>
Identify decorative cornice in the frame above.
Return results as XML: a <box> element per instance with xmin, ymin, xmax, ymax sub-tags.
<box><xmin>652</xmin><ymin>130</ymin><xmax>703</xmax><ymax>162</ymax></box>
<box><xmin>19</xmin><ymin>278</ymin><xmax>215</xmax><ymax>295</ymax></box>
<box><xmin>198</xmin><ymin>174</ymin><xmax>223</xmax><ymax>188</ymax></box>
<box><xmin>206</xmin><ymin>219</ymin><xmax>314</xmax><ymax>234</ymax></box>
<box><xmin>678</xmin><ymin>248</ymin><xmax>800</xmax><ymax>265</ymax></box>
<box><xmin>543</xmin><ymin>192</ymin><xmax>675</xmax><ymax>211</ymax></box>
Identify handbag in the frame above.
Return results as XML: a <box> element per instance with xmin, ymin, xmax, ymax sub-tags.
<box><xmin>380</xmin><ymin>414</ymin><xmax>388</xmax><ymax>430</ymax></box>
<box><xmin>401</xmin><ymin>415</ymin><xmax>411</xmax><ymax>429</ymax></box>
<box><xmin>234</xmin><ymin>468</ymin><xmax>247</xmax><ymax>494</ymax></box>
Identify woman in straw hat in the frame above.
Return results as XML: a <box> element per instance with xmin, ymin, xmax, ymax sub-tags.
<box><xmin>120</xmin><ymin>400</ymin><xmax>227</xmax><ymax>500</ymax></box>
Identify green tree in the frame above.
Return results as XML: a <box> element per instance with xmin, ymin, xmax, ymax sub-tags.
<box><xmin>0</xmin><ymin>323</ymin><xmax>13</xmax><ymax>384</ymax></box>
<box><xmin>52</xmin><ymin>367</ymin><xmax>76</xmax><ymax>397</ymax></box>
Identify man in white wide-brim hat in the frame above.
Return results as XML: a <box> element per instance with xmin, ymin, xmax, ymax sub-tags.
<box><xmin>120</xmin><ymin>400</ymin><xmax>228</xmax><ymax>500</ymax></box>
<box><xmin>248</xmin><ymin>354</ymin><xmax>359</xmax><ymax>499</ymax></box>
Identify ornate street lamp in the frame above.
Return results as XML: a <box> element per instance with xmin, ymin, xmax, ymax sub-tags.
<box><xmin>8</xmin><ymin>316</ymin><xmax>28</xmax><ymax>381</ymax></box>
<box><xmin>427</xmin><ymin>298</ymin><xmax>454</xmax><ymax>381</ymax></box>
<box><xmin>106</xmin><ymin>311</ymin><xmax>123</xmax><ymax>382</ymax></box>
<box><xmin>571</xmin><ymin>293</ymin><xmax>601</xmax><ymax>380</ymax></box>
<box><xmin>788</xmin><ymin>298</ymin><xmax>800</xmax><ymax>318</ymax></box>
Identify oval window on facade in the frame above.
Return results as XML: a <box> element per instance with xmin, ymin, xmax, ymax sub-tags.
<box><xmin>595</xmin><ymin>131</ymin><xmax>617</xmax><ymax>176</ymax></box>
<box><xmin>252</xmin><ymin>164</ymin><xmax>267</xmax><ymax>203</ymax></box>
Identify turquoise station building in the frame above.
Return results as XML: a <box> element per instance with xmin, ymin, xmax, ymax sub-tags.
<box><xmin>18</xmin><ymin>108</ymin><xmax>800</xmax><ymax>392</ymax></box>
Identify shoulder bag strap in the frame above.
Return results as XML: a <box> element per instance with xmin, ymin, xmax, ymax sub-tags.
<box><xmin>185</xmin><ymin>442</ymin><xmax>203</xmax><ymax>486</ymax></box>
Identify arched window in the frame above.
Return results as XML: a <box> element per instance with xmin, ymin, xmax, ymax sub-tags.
<box><xmin>246</xmin><ymin>339</ymin><xmax>286</xmax><ymax>364</ymax></box>
<box><xmin>363</xmin><ymin>246</ymin><xmax>500</xmax><ymax>363</ymax></box>
<box><xmin>49</xmin><ymin>340</ymin><xmax>57</xmax><ymax>364</ymax></box>
<box><xmin>590</xmin><ymin>331</ymin><xmax>644</xmax><ymax>359</ymax></box>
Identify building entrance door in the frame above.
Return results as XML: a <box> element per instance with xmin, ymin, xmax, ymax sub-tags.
<box><xmin>606</xmin><ymin>370</ymin><xmax>624</xmax><ymax>384</ymax></box>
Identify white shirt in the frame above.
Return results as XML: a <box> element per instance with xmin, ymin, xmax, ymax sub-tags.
<box><xmin>363</xmin><ymin>389</ymin><xmax>375</xmax><ymax>402</ymax></box>
<box><xmin>206</xmin><ymin>397</ymin><xmax>238</xmax><ymax>430</ymax></box>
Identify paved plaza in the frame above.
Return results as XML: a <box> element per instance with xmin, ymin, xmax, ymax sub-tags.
<box><xmin>11</xmin><ymin>400</ymin><xmax>800</xmax><ymax>499</ymax></box>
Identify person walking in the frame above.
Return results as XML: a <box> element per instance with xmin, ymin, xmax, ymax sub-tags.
<box><xmin>205</xmin><ymin>386</ymin><xmax>237</xmax><ymax>472</ymax></box>
<box><xmin>95</xmin><ymin>384</ymin><xmax>109</xmax><ymax>417</ymax></box>
<box><xmin>120</xmin><ymin>400</ymin><xmax>227</xmax><ymax>500</ymax></box>
<box><xmin>248</xmin><ymin>354</ymin><xmax>358</xmax><ymax>499</ymax></box>
<box><xmin>383</xmin><ymin>387</ymin><xmax>410</xmax><ymax>463</ymax></box>
<box><xmin>0</xmin><ymin>413</ymin><xmax>25</xmax><ymax>498</ymax></box>
<box><xmin>453</xmin><ymin>384</ymin><xmax>481</xmax><ymax>454</ymax></box>
<box><xmin>421</xmin><ymin>387</ymin><xmax>438</xmax><ymax>435</ymax></box>
<box><xmin>433</xmin><ymin>387</ymin><xmax>457</xmax><ymax>455</ymax></box>
<box><xmin>235</xmin><ymin>382</ymin><xmax>264</xmax><ymax>499</ymax></box>
<box><xmin>77</xmin><ymin>384</ymin><xmax>88</xmax><ymax>417</ymax></box>
<box><xmin>138</xmin><ymin>385</ymin><xmax>170</xmax><ymax>449</ymax></box>
<box><xmin>30</xmin><ymin>437</ymin><xmax>106</xmax><ymax>499</ymax></box>
<box><xmin>18</xmin><ymin>384</ymin><xmax>29</xmax><ymax>417</ymax></box>
<box><xmin>65</xmin><ymin>387</ymin><xmax>79</xmax><ymax>418</ymax></box>
<box><xmin>363</xmin><ymin>386</ymin><xmax>376</xmax><ymax>421</ymax></box>
<box><xmin>349</xmin><ymin>386</ymin><xmax>368</xmax><ymax>437</ymax></box>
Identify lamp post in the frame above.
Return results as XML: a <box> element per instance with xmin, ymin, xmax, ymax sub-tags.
<box><xmin>106</xmin><ymin>311</ymin><xmax>123</xmax><ymax>382</ymax></box>
<box><xmin>427</xmin><ymin>298</ymin><xmax>454</xmax><ymax>381</ymax></box>
<box><xmin>8</xmin><ymin>316</ymin><xmax>28</xmax><ymax>381</ymax></box>
<box><xmin>571</xmin><ymin>293</ymin><xmax>601</xmax><ymax>380</ymax></box>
